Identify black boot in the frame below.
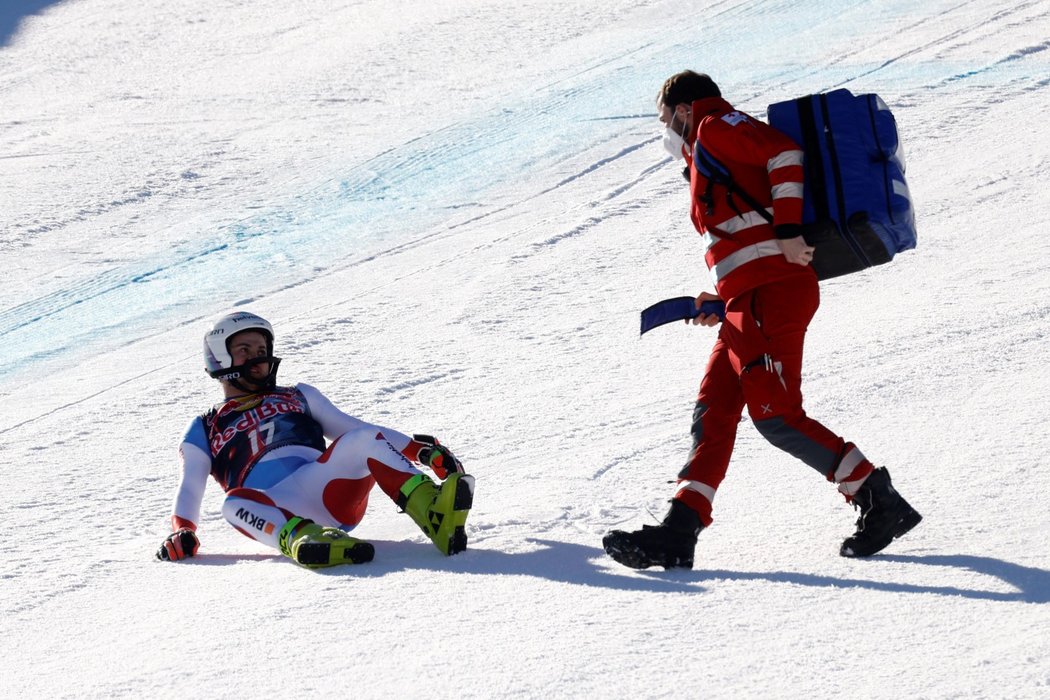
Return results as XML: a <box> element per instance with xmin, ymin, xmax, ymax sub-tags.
<box><xmin>603</xmin><ymin>500</ymin><xmax>703</xmax><ymax>570</ymax></box>
<box><xmin>840</xmin><ymin>467</ymin><xmax>922</xmax><ymax>557</ymax></box>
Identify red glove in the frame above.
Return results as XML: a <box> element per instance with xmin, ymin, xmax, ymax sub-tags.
<box><xmin>157</xmin><ymin>529</ymin><xmax>200</xmax><ymax>561</ymax></box>
<box><xmin>413</xmin><ymin>434</ymin><xmax>464</xmax><ymax>479</ymax></box>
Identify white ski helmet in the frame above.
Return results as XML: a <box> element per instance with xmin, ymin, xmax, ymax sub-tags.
<box><xmin>203</xmin><ymin>311</ymin><xmax>280</xmax><ymax>386</ymax></box>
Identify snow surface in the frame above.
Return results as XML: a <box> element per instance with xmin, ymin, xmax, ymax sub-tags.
<box><xmin>2</xmin><ymin>0</ymin><xmax>1050</xmax><ymax>697</ymax></box>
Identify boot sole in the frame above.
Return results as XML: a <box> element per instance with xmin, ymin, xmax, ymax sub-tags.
<box><xmin>602</xmin><ymin>531</ymin><xmax>694</xmax><ymax>570</ymax></box>
<box><xmin>433</xmin><ymin>474</ymin><xmax>474</xmax><ymax>556</ymax></box>
<box><xmin>296</xmin><ymin>540</ymin><xmax>376</xmax><ymax>567</ymax></box>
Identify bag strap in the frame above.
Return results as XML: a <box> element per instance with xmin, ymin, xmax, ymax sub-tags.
<box><xmin>692</xmin><ymin>139</ymin><xmax>775</xmax><ymax>226</ymax></box>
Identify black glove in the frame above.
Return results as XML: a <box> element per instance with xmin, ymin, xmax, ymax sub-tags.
<box><xmin>413</xmin><ymin>434</ymin><xmax>464</xmax><ymax>479</ymax></box>
<box><xmin>157</xmin><ymin>529</ymin><xmax>200</xmax><ymax>561</ymax></box>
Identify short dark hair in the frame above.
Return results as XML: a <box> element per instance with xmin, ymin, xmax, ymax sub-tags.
<box><xmin>658</xmin><ymin>71</ymin><xmax>721</xmax><ymax>109</ymax></box>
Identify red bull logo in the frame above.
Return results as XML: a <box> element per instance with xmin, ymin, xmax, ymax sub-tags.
<box><xmin>208</xmin><ymin>394</ymin><xmax>307</xmax><ymax>455</ymax></box>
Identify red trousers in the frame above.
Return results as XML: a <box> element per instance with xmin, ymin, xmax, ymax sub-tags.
<box><xmin>675</xmin><ymin>272</ymin><xmax>872</xmax><ymax>525</ymax></box>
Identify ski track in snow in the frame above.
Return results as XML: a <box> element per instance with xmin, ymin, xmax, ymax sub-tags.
<box><xmin>3</xmin><ymin>0</ymin><xmax>1050</xmax><ymax>698</ymax></box>
<box><xmin>5</xmin><ymin>0</ymin><xmax>1045</xmax><ymax>388</ymax></box>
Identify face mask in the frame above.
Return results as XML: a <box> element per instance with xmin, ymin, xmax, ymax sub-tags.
<box><xmin>662</xmin><ymin>126</ymin><xmax>686</xmax><ymax>160</ymax></box>
<box><xmin>661</xmin><ymin>109</ymin><xmax>690</xmax><ymax>160</ymax></box>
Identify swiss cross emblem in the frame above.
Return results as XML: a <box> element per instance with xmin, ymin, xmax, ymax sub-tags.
<box><xmin>722</xmin><ymin>111</ymin><xmax>749</xmax><ymax>127</ymax></box>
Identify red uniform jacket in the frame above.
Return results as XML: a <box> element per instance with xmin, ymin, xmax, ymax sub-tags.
<box><xmin>686</xmin><ymin>96</ymin><xmax>813</xmax><ymax>303</ymax></box>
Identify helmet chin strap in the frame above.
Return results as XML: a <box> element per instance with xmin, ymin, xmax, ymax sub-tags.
<box><xmin>228</xmin><ymin>376</ymin><xmax>271</xmax><ymax>394</ymax></box>
<box><xmin>211</xmin><ymin>356</ymin><xmax>282</xmax><ymax>394</ymax></box>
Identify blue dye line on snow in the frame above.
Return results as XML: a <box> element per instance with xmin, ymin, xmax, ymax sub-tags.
<box><xmin>2</xmin><ymin>0</ymin><xmax>1046</xmax><ymax>387</ymax></box>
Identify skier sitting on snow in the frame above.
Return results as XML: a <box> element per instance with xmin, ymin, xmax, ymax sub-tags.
<box><xmin>156</xmin><ymin>311</ymin><xmax>474</xmax><ymax>568</ymax></box>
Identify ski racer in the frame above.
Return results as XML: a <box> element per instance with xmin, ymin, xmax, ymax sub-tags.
<box><xmin>156</xmin><ymin>311</ymin><xmax>474</xmax><ymax>568</ymax></box>
<box><xmin>603</xmin><ymin>71</ymin><xmax>921</xmax><ymax>569</ymax></box>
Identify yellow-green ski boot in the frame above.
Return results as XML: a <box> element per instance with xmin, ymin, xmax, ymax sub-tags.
<box><xmin>399</xmin><ymin>472</ymin><xmax>474</xmax><ymax>555</ymax></box>
<box><xmin>278</xmin><ymin>517</ymin><xmax>375</xmax><ymax>568</ymax></box>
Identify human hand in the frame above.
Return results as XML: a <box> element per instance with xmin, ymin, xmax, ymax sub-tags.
<box><xmin>690</xmin><ymin>291</ymin><xmax>723</xmax><ymax>327</ymax></box>
<box><xmin>777</xmin><ymin>235</ymin><xmax>815</xmax><ymax>266</ymax></box>
<box><xmin>157</xmin><ymin>529</ymin><xmax>200</xmax><ymax>561</ymax></box>
<box><xmin>413</xmin><ymin>434</ymin><xmax>464</xmax><ymax>479</ymax></box>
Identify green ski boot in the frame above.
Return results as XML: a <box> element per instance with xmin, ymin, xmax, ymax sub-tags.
<box><xmin>399</xmin><ymin>472</ymin><xmax>474</xmax><ymax>555</ymax></box>
<box><xmin>278</xmin><ymin>517</ymin><xmax>375</xmax><ymax>568</ymax></box>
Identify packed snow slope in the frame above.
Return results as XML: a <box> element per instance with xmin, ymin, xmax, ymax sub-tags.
<box><xmin>2</xmin><ymin>1</ymin><xmax>1049</xmax><ymax>697</ymax></box>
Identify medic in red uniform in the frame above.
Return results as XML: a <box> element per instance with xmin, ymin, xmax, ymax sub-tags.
<box><xmin>603</xmin><ymin>72</ymin><xmax>921</xmax><ymax>569</ymax></box>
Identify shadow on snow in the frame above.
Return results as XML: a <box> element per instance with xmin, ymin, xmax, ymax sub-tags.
<box><xmin>187</xmin><ymin>540</ymin><xmax>1050</xmax><ymax>602</ymax></box>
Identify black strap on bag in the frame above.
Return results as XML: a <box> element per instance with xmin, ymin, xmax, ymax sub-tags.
<box><xmin>691</xmin><ymin>141</ymin><xmax>774</xmax><ymax>226</ymax></box>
